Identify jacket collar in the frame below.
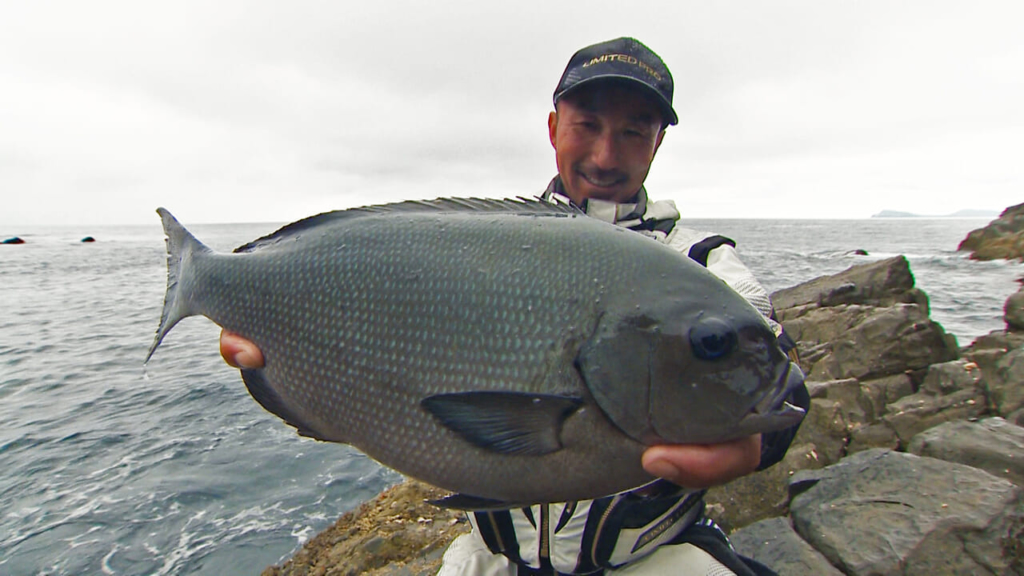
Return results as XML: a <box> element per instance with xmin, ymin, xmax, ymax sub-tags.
<box><xmin>540</xmin><ymin>177</ymin><xmax>649</xmax><ymax>225</ymax></box>
<box><xmin>540</xmin><ymin>176</ymin><xmax>679</xmax><ymax>239</ymax></box>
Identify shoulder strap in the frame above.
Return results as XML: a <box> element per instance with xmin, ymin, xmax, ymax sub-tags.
<box><xmin>472</xmin><ymin>510</ymin><xmax>525</xmax><ymax>565</ymax></box>
<box><xmin>670</xmin><ymin>519</ymin><xmax>779</xmax><ymax>576</ymax></box>
<box><xmin>686</xmin><ymin>234</ymin><xmax>737</xmax><ymax>267</ymax></box>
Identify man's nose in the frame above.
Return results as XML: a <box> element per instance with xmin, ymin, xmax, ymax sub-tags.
<box><xmin>590</xmin><ymin>132</ymin><xmax>621</xmax><ymax>169</ymax></box>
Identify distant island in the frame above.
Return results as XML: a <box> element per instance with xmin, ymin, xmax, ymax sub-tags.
<box><xmin>872</xmin><ymin>209</ymin><xmax>1000</xmax><ymax>218</ymax></box>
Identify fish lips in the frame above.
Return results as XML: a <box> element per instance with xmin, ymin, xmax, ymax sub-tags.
<box><xmin>730</xmin><ymin>360</ymin><xmax>806</xmax><ymax>439</ymax></box>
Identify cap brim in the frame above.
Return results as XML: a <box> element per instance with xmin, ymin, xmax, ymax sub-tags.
<box><xmin>554</xmin><ymin>75</ymin><xmax>678</xmax><ymax>126</ymax></box>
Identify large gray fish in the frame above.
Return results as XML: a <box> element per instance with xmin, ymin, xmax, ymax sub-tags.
<box><xmin>148</xmin><ymin>198</ymin><xmax>804</xmax><ymax>508</ymax></box>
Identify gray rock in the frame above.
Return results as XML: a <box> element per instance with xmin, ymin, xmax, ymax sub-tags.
<box><xmin>1010</xmin><ymin>407</ymin><xmax>1024</xmax><ymax>427</ymax></box>
<box><xmin>805</xmin><ymin>378</ymin><xmax>873</xmax><ymax>425</ymax></box>
<box><xmin>789</xmin><ymin>449</ymin><xmax>1024</xmax><ymax>576</ymax></box>
<box><xmin>882</xmin><ymin>387</ymin><xmax>986</xmax><ymax>445</ymax></box>
<box><xmin>792</xmin><ymin>398</ymin><xmax>851</xmax><ymax>465</ymax></box>
<box><xmin>919</xmin><ymin>359</ymin><xmax>982</xmax><ymax>395</ymax></box>
<box><xmin>363</xmin><ymin>535</ymin><xmax>387</xmax><ymax>555</ymax></box>
<box><xmin>780</xmin><ymin>303</ymin><xmax>877</xmax><ymax>350</ymax></box>
<box><xmin>986</xmin><ymin>348</ymin><xmax>1024</xmax><ymax>417</ymax></box>
<box><xmin>730</xmin><ymin>517</ymin><xmax>844</xmax><ymax>576</ymax></box>
<box><xmin>772</xmin><ymin>256</ymin><xmax>926</xmax><ymax>311</ymax></box>
<box><xmin>847</xmin><ymin>421</ymin><xmax>900</xmax><ymax>454</ymax></box>
<box><xmin>1006</xmin><ymin>288</ymin><xmax>1024</xmax><ymax>331</ymax></box>
<box><xmin>807</xmin><ymin>304</ymin><xmax>959</xmax><ymax>381</ymax></box>
<box><xmin>774</xmin><ymin>257</ymin><xmax>960</xmax><ymax>384</ymax></box>
<box><xmin>968</xmin><ymin>329</ymin><xmax>1024</xmax><ymax>355</ymax></box>
<box><xmin>958</xmin><ymin>202</ymin><xmax>1024</xmax><ymax>261</ymax></box>
<box><xmin>909</xmin><ymin>417</ymin><xmax>1024</xmax><ymax>486</ymax></box>
<box><xmin>860</xmin><ymin>373</ymin><xmax>915</xmax><ymax>415</ymax></box>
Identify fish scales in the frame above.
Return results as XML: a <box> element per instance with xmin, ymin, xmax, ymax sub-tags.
<box><xmin>150</xmin><ymin>198</ymin><xmax>805</xmax><ymax>507</ymax></box>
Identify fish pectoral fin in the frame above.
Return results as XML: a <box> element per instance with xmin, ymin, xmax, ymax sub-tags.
<box><xmin>428</xmin><ymin>493</ymin><xmax>526</xmax><ymax>511</ymax></box>
<box><xmin>240</xmin><ymin>368</ymin><xmax>333</xmax><ymax>442</ymax></box>
<box><xmin>421</xmin><ymin>391</ymin><xmax>582</xmax><ymax>456</ymax></box>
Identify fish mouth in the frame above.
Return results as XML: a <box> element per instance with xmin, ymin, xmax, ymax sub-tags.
<box><xmin>737</xmin><ymin>360</ymin><xmax>806</xmax><ymax>433</ymax></box>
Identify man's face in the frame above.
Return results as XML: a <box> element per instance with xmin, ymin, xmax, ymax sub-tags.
<box><xmin>548</xmin><ymin>82</ymin><xmax>666</xmax><ymax>205</ymax></box>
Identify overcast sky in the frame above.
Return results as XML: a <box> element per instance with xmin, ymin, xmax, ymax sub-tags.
<box><xmin>2</xmin><ymin>0</ymin><xmax>1022</xmax><ymax>226</ymax></box>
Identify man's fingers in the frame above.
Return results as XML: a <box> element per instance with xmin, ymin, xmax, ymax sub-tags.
<box><xmin>641</xmin><ymin>435</ymin><xmax>761</xmax><ymax>490</ymax></box>
<box><xmin>219</xmin><ymin>330</ymin><xmax>265</xmax><ymax>369</ymax></box>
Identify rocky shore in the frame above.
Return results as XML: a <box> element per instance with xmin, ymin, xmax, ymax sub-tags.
<box><xmin>959</xmin><ymin>202</ymin><xmax>1024</xmax><ymax>261</ymax></box>
<box><xmin>265</xmin><ymin>234</ymin><xmax>1024</xmax><ymax>575</ymax></box>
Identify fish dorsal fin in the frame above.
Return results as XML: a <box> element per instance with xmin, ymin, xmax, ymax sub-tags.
<box><xmin>234</xmin><ymin>196</ymin><xmax>580</xmax><ymax>253</ymax></box>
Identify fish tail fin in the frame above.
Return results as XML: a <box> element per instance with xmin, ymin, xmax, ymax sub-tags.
<box><xmin>146</xmin><ymin>208</ymin><xmax>212</xmax><ymax>363</ymax></box>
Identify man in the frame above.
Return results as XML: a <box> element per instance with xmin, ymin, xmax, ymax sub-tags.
<box><xmin>221</xmin><ymin>37</ymin><xmax>807</xmax><ymax>575</ymax></box>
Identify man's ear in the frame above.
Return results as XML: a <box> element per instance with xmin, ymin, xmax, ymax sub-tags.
<box><xmin>548</xmin><ymin>111</ymin><xmax>558</xmax><ymax>149</ymax></box>
<box><xmin>651</xmin><ymin>129</ymin><xmax>666</xmax><ymax>159</ymax></box>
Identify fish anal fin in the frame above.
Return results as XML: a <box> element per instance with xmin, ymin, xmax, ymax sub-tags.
<box><xmin>428</xmin><ymin>493</ymin><xmax>526</xmax><ymax>511</ymax></box>
<box><xmin>240</xmin><ymin>368</ymin><xmax>333</xmax><ymax>442</ymax></box>
<box><xmin>420</xmin><ymin>391</ymin><xmax>582</xmax><ymax>456</ymax></box>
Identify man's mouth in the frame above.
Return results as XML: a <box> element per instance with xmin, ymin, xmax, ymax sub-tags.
<box><xmin>578</xmin><ymin>168</ymin><xmax>628</xmax><ymax>189</ymax></box>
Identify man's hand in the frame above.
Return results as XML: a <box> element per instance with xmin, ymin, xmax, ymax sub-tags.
<box><xmin>219</xmin><ymin>330</ymin><xmax>265</xmax><ymax>369</ymax></box>
<box><xmin>641</xmin><ymin>435</ymin><xmax>761</xmax><ymax>489</ymax></box>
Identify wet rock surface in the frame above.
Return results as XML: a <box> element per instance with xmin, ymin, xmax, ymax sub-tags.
<box><xmin>267</xmin><ymin>254</ymin><xmax>1024</xmax><ymax>575</ymax></box>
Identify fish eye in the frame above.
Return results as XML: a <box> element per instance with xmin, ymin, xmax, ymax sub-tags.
<box><xmin>689</xmin><ymin>318</ymin><xmax>737</xmax><ymax>361</ymax></box>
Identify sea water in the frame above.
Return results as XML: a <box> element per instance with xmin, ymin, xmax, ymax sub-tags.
<box><xmin>0</xmin><ymin>217</ymin><xmax>1019</xmax><ymax>575</ymax></box>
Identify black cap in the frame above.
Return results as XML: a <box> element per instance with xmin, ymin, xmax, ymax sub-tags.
<box><xmin>553</xmin><ymin>37</ymin><xmax>678</xmax><ymax>126</ymax></box>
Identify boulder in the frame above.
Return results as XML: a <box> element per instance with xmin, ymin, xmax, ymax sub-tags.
<box><xmin>882</xmin><ymin>387</ymin><xmax>986</xmax><ymax>446</ymax></box>
<box><xmin>773</xmin><ymin>257</ymin><xmax>960</xmax><ymax>382</ymax></box>
<box><xmin>919</xmin><ymin>359</ymin><xmax>981</xmax><ymax>395</ymax></box>
<box><xmin>802</xmin><ymin>304</ymin><xmax>959</xmax><ymax>381</ymax></box>
<box><xmin>865</xmin><ymin>359</ymin><xmax>987</xmax><ymax>447</ymax></box>
<box><xmin>909</xmin><ymin>417</ymin><xmax>1024</xmax><ymax>486</ymax></box>
<box><xmin>858</xmin><ymin>373</ymin><xmax>915</xmax><ymax>418</ymax></box>
<box><xmin>789</xmin><ymin>449</ymin><xmax>1024</xmax><ymax>576</ymax></box>
<box><xmin>806</xmin><ymin>378</ymin><xmax>875</xmax><ymax>426</ymax></box>
<box><xmin>730</xmin><ymin>517</ymin><xmax>844</xmax><ymax>576</ymax></box>
<box><xmin>847</xmin><ymin>421</ymin><xmax>900</xmax><ymax>454</ymax></box>
<box><xmin>968</xmin><ymin>329</ymin><xmax>1024</xmax><ymax>355</ymax></box>
<box><xmin>979</xmin><ymin>348</ymin><xmax>1024</xmax><ymax>417</ymax></box>
<box><xmin>771</xmin><ymin>255</ymin><xmax>926</xmax><ymax>311</ymax></box>
<box><xmin>1006</xmin><ymin>286</ymin><xmax>1024</xmax><ymax>331</ymax></box>
<box><xmin>958</xmin><ymin>202</ymin><xmax>1024</xmax><ymax>261</ymax></box>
